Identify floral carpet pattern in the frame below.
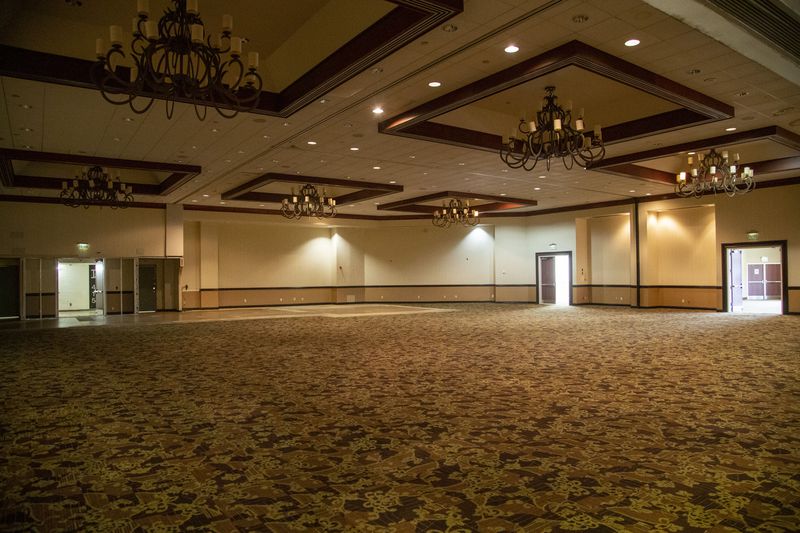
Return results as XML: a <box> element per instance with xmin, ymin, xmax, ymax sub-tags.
<box><xmin>1</xmin><ymin>304</ymin><xmax>799</xmax><ymax>532</ymax></box>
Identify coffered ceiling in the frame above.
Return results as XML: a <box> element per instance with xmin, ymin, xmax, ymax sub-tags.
<box><xmin>0</xmin><ymin>0</ymin><xmax>798</xmax><ymax>220</ymax></box>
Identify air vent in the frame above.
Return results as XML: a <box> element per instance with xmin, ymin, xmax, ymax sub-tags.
<box><xmin>707</xmin><ymin>0</ymin><xmax>800</xmax><ymax>64</ymax></box>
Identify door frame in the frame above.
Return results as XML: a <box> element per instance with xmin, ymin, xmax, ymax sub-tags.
<box><xmin>535</xmin><ymin>251</ymin><xmax>573</xmax><ymax>305</ymax></box>
<box><xmin>721</xmin><ymin>240</ymin><xmax>788</xmax><ymax>315</ymax></box>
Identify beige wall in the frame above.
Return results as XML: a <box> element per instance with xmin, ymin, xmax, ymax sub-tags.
<box><xmin>641</xmin><ymin>205</ymin><xmax>717</xmax><ymax>286</ymax></box>
<box><xmin>0</xmin><ymin>202</ymin><xmax>166</xmax><ymax>258</ymax></box>
<box><xmin>588</xmin><ymin>214</ymin><xmax>632</xmax><ymax>286</ymax></box>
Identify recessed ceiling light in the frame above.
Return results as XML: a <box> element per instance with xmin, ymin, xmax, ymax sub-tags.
<box><xmin>458</xmin><ymin>162</ymin><xmax>465</xmax><ymax>166</ymax></box>
<box><xmin>307</xmin><ymin>141</ymin><xmax>317</xmax><ymax>145</ymax></box>
<box><xmin>21</xmin><ymin>127</ymin><xmax>33</xmax><ymax>132</ymax></box>
<box><xmin>21</xmin><ymin>104</ymin><xmax>32</xmax><ymax>109</ymax></box>
<box><xmin>428</xmin><ymin>81</ymin><xmax>442</xmax><ymax>87</ymax></box>
<box><xmin>23</xmin><ymin>144</ymin><xmax>32</xmax><ymax>149</ymax></box>
<box><xmin>687</xmin><ymin>151</ymin><xmax>696</xmax><ymax>155</ymax></box>
<box><xmin>374</xmin><ymin>202</ymin><xmax>380</xmax><ymax>205</ymax></box>
<box><xmin>389</xmin><ymin>180</ymin><xmax>396</xmax><ymax>184</ymax></box>
<box><xmin>211</xmin><ymin>128</ymin><xmax>218</xmax><ymax>132</ymax></box>
<box><xmin>687</xmin><ymin>68</ymin><xmax>701</xmax><ymax>75</ymax></box>
<box><xmin>624</xmin><ymin>38</ymin><xmax>640</xmax><ymax>47</ymax></box>
<box><xmin>237</xmin><ymin>150</ymin><xmax>245</xmax><ymax>154</ymax></box>
<box><xmin>408</xmin><ymin>155</ymin><xmax>415</xmax><ymax>159</ymax></box>
<box><xmin>283</xmin><ymin>122</ymin><xmax>290</xmax><ymax>126</ymax></box>
<box><xmin>191</xmin><ymin>199</ymin><xmax>197</xmax><ymax>202</ymax></box>
<box><xmin>262</xmin><ymin>135</ymin><xmax>269</xmax><ymax>139</ymax></box>
<box><xmin>534</xmin><ymin>187</ymin><xmax>541</xmax><ymax>190</ymax></box>
<box><xmin>646</xmin><ymin>193</ymin><xmax>652</xmax><ymax>196</ymax></box>
<box><xmin>191</xmin><ymin>145</ymin><xmax>197</xmax><ymax>149</ymax></box>
<box><xmin>124</xmin><ymin>117</ymin><xmax>134</xmax><ymax>122</ymax></box>
<box><xmin>725</xmin><ymin>127</ymin><xmax>737</xmax><ymax>131</ymax></box>
<box><xmin>319</xmin><ymin>99</ymin><xmax>327</xmax><ymax>104</ymax></box>
<box><xmin>500</xmin><ymin>193</ymin><xmax>507</xmax><ymax>196</ymax></box>
<box><xmin>538</xmin><ymin>175</ymin><xmax>546</xmax><ymax>179</ymax></box>
<box><xmin>259</xmin><ymin>204</ymin><xmax>265</xmax><ymax>207</ymax></box>
<box><xmin>220</xmin><ymin>201</ymin><xmax>226</xmax><ymax>205</ymax></box>
<box><xmin>350</xmin><ymin>147</ymin><xmax>359</xmax><ymax>151</ymax></box>
<box><xmin>572</xmin><ymin>14</ymin><xmax>589</xmax><ymax>23</ymax></box>
<box><xmin>373</xmin><ymin>165</ymin><xmax>381</xmax><ymax>170</ymax></box>
<box><xmin>202</xmin><ymin>194</ymin><xmax>209</xmax><ymax>197</ymax></box>
<box><xmin>504</xmin><ymin>44</ymin><xmax>519</xmax><ymax>53</ymax></box>
<box><xmin>372</xmin><ymin>106</ymin><xmax>384</xmax><ymax>114</ymax></box>
<box><xmin>629</xmin><ymin>190</ymin><xmax>636</xmax><ymax>193</ymax></box>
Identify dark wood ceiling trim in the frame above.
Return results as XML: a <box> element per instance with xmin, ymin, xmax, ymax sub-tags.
<box><xmin>4</xmin><ymin>175</ymin><xmax>798</xmax><ymax>216</ymax></box>
<box><xmin>11</xmin><ymin>175</ymin><xmax>161</xmax><ymax>196</ymax></box>
<box><xmin>378</xmin><ymin>190</ymin><xmax>536</xmax><ymax>213</ymax></box>
<box><xmin>589</xmin><ymin>126</ymin><xmax>800</xmax><ymax>185</ymax></box>
<box><xmin>591</xmin><ymin>126</ymin><xmax>792</xmax><ymax>168</ymax></box>
<box><xmin>600</xmin><ymin>164</ymin><xmax>676</xmax><ymax>185</ymax></box>
<box><xmin>379</xmin><ymin>40</ymin><xmax>733</xmax><ymax>153</ymax></box>
<box><xmin>222</xmin><ymin>171</ymin><xmax>403</xmax><ymax>206</ymax></box>
<box><xmin>0</xmin><ymin>158</ymin><xmax>13</xmax><ymax>187</ymax></box>
<box><xmin>0</xmin><ymin>148</ymin><xmax>200</xmax><ymax>196</ymax></box>
<box><xmin>0</xmin><ymin>194</ymin><xmax>166</xmax><ymax>209</ymax></box>
<box><xmin>0</xmin><ymin>1</ymin><xmax>461</xmax><ymax>119</ymax></box>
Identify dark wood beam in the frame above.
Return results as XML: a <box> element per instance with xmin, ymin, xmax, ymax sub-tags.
<box><xmin>0</xmin><ymin>148</ymin><xmax>201</xmax><ymax>174</ymax></box>
<box><xmin>601</xmin><ymin>164</ymin><xmax>676</xmax><ymax>185</ymax></box>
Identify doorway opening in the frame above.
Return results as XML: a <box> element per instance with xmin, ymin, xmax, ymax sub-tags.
<box><xmin>57</xmin><ymin>258</ymin><xmax>105</xmax><ymax>317</ymax></box>
<box><xmin>0</xmin><ymin>258</ymin><xmax>21</xmax><ymax>320</ymax></box>
<box><xmin>536</xmin><ymin>251</ymin><xmax>572</xmax><ymax>306</ymax></box>
<box><xmin>722</xmin><ymin>241</ymin><xmax>787</xmax><ymax>315</ymax></box>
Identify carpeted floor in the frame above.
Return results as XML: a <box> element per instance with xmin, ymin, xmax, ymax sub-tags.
<box><xmin>1</xmin><ymin>304</ymin><xmax>799</xmax><ymax>531</ymax></box>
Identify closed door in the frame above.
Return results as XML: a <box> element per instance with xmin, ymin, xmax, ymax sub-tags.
<box><xmin>0</xmin><ymin>263</ymin><xmax>20</xmax><ymax>318</ymax></box>
<box><xmin>729</xmin><ymin>250</ymin><xmax>742</xmax><ymax>308</ymax></box>
<box><xmin>138</xmin><ymin>264</ymin><xmax>157</xmax><ymax>312</ymax></box>
<box><xmin>540</xmin><ymin>256</ymin><xmax>556</xmax><ymax>304</ymax></box>
<box><xmin>747</xmin><ymin>264</ymin><xmax>764</xmax><ymax>298</ymax></box>
<box><xmin>765</xmin><ymin>263</ymin><xmax>782</xmax><ymax>299</ymax></box>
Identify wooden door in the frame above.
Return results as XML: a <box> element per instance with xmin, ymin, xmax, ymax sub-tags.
<box><xmin>540</xmin><ymin>256</ymin><xmax>556</xmax><ymax>304</ymax></box>
<box><xmin>765</xmin><ymin>263</ymin><xmax>782</xmax><ymax>299</ymax></box>
<box><xmin>747</xmin><ymin>264</ymin><xmax>764</xmax><ymax>298</ymax></box>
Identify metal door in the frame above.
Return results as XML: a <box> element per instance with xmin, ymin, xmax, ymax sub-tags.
<box><xmin>729</xmin><ymin>249</ymin><xmax>742</xmax><ymax>310</ymax></box>
<box><xmin>540</xmin><ymin>256</ymin><xmax>556</xmax><ymax>304</ymax></box>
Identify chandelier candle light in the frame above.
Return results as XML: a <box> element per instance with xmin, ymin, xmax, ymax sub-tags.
<box><xmin>500</xmin><ymin>86</ymin><xmax>605</xmax><ymax>171</ymax></box>
<box><xmin>281</xmin><ymin>184</ymin><xmax>336</xmax><ymax>220</ymax></box>
<box><xmin>93</xmin><ymin>0</ymin><xmax>262</xmax><ymax>119</ymax></box>
<box><xmin>60</xmin><ymin>166</ymin><xmax>134</xmax><ymax>208</ymax></box>
<box><xmin>432</xmin><ymin>198</ymin><xmax>479</xmax><ymax>228</ymax></box>
<box><xmin>675</xmin><ymin>148</ymin><xmax>755</xmax><ymax>197</ymax></box>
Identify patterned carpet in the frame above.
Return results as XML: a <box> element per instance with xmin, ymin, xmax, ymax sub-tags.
<box><xmin>1</xmin><ymin>304</ymin><xmax>798</xmax><ymax>532</ymax></box>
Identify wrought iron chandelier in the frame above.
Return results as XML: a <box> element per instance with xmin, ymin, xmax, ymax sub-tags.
<box><xmin>500</xmin><ymin>86</ymin><xmax>605</xmax><ymax>171</ymax></box>
<box><xmin>60</xmin><ymin>166</ymin><xmax>134</xmax><ymax>208</ymax></box>
<box><xmin>92</xmin><ymin>0</ymin><xmax>262</xmax><ymax>120</ymax></box>
<box><xmin>281</xmin><ymin>184</ymin><xmax>336</xmax><ymax>220</ymax></box>
<box><xmin>675</xmin><ymin>148</ymin><xmax>755</xmax><ymax>198</ymax></box>
<box><xmin>432</xmin><ymin>198</ymin><xmax>479</xmax><ymax>228</ymax></box>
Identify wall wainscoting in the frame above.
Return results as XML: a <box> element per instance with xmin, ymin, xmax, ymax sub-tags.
<box><xmin>183</xmin><ymin>284</ymin><xmax>538</xmax><ymax>309</ymax></box>
<box><xmin>789</xmin><ymin>287</ymin><xmax>800</xmax><ymax>314</ymax></box>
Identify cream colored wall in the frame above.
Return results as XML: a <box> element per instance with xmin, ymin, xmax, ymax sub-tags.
<box><xmin>588</xmin><ymin>214</ymin><xmax>631</xmax><ymax>285</ymax></box>
<box><xmin>183</xmin><ymin>222</ymin><xmax>201</xmax><ymax>291</ymax></box>
<box><xmin>363</xmin><ymin>225</ymin><xmax>495</xmax><ymax>285</ymax></box>
<box><xmin>0</xmin><ymin>202</ymin><xmax>166</xmax><ymax>258</ymax></box>
<box><xmin>641</xmin><ymin>205</ymin><xmax>717</xmax><ymax>286</ymax></box>
<box><xmin>217</xmin><ymin>223</ymin><xmax>333</xmax><ymax>288</ymax></box>
<box><xmin>715</xmin><ymin>185</ymin><xmax>800</xmax><ymax>285</ymax></box>
<box><xmin>494</xmin><ymin>222</ymin><xmax>531</xmax><ymax>285</ymax></box>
